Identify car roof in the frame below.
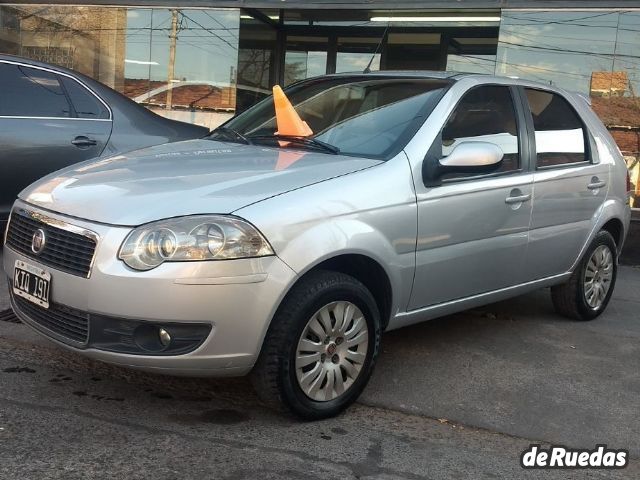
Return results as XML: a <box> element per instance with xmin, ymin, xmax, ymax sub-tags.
<box><xmin>326</xmin><ymin>69</ymin><xmax>559</xmax><ymax>87</ymax></box>
<box><xmin>0</xmin><ymin>53</ymin><xmax>83</xmax><ymax>78</ymax></box>
<box><xmin>318</xmin><ymin>70</ymin><xmax>582</xmax><ymax>100</ymax></box>
<box><xmin>0</xmin><ymin>53</ymin><xmax>121</xmax><ymax>97</ymax></box>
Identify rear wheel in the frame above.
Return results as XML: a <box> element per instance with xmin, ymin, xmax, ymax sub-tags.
<box><xmin>551</xmin><ymin>230</ymin><xmax>617</xmax><ymax>321</ymax></box>
<box><xmin>251</xmin><ymin>270</ymin><xmax>381</xmax><ymax>419</ymax></box>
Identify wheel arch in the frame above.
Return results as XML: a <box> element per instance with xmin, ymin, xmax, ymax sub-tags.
<box><xmin>298</xmin><ymin>253</ymin><xmax>393</xmax><ymax>331</ymax></box>
<box><xmin>600</xmin><ymin>217</ymin><xmax>625</xmax><ymax>253</ymax></box>
<box><xmin>251</xmin><ymin>248</ymin><xmax>399</xmax><ymax>374</ymax></box>
<box><xmin>569</xmin><ymin>198</ymin><xmax>630</xmax><ymax>273</ymax></box>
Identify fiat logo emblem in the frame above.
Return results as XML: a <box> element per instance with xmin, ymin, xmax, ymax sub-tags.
<box><xmin>31</xmin><ymin>228</ymin><xmax>46</xmax><ymax>254</ymax></box>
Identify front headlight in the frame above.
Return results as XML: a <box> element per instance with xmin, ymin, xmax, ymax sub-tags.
<box><xmin>118</xmin><ymin>215</ymin><xmax>274</xmax><ymax>271</ymax></box>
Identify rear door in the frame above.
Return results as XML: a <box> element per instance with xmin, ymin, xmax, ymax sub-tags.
<box><xmin>0</xmin><ymin>61</ymin><xmax>112</xmax><ymax>221</ymax></box>
<box><xmin>521</xmin><ymin>87</ymin><xmax>610</xmax><ymax>280</ymax></box>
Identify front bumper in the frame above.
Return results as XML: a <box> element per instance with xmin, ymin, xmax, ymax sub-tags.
<box><xmin>3</xmin><ymin>201</ymin><xmax>297</xmax><ymax>377</ymax></box>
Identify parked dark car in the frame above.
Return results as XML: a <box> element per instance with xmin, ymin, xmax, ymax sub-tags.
<box><xmin>0</xmin><ymin>54</ymin><xmax>209</xmax><ymax>231</ymax></box>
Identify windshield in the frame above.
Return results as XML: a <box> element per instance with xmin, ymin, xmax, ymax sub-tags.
<box><xmin>219</xmin><ymin>76</ymin><xmax>452</xmax><ymax>160</ymax></box>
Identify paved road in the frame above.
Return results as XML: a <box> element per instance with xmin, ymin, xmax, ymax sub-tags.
<box><xmin>1</xmin><ymin>254</ymin><xmax>639</xmax><ymax>479</ymax></box>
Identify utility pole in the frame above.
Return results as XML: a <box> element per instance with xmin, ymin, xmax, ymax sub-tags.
<box><xmin>229</xmin><ymin>66</ymin><xmax>234</xmax><ymax>107</ymax></box>
<box><xmin>166</xmin><ymin>9</ymin><xmax>178</xmax><ymax>110</ymax></box>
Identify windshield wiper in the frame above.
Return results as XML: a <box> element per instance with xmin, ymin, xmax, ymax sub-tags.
<box><xmin>208</xmin><ymin>126</ymin><xmax>252</xmax><ymax>145</ymax></box>
<box><xmin>248</xmin><ymin>135</ymin><xmax>340</xmax><ymax>155</ymax></box>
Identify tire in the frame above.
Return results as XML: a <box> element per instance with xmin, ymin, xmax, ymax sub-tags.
<box><xmin>250</xmin><ymin>270</ymin><xmax>381</xmax><ymax>420</ymax></box>
<box><xmin>551</xmin><ymin>230</ymin><xmax>618</xmax><ymax>321</ymax></box>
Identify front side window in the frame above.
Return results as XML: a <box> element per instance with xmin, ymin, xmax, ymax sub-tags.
<box><xmin>440</xmin><ymin>85</ymin><xmax>520</xmax><ymax>178</ymax></box>
<box><xmin>525</xmin><ymin>88</ymin><xmax>587</xmax><ymax>168</ymax></box>
<box><xmin>0</xmin><ymin>63</ymin><xmax>71</xmax><ymax>118</ymax></box>
<box><xmin>221</xmin><ymin>77</ymin><xmax>452</xmax><ymax>160</ymax></box>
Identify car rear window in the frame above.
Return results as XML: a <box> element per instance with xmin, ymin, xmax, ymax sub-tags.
<box><xmin>60</xmin><ymin>76</ymin><xmax>110</xmax><ymax>120</ymax></box>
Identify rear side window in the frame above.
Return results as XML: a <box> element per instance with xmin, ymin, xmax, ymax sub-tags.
<box><xmin>0</xmin><ymin>62</ymin><xmax>71</xmax><ymax>118</ymax></box>
<box><xmin>60</xmin><ymin>76</ymin><xmax>110</xmax><ymax>120</ymax></box>
<box><xmin>524</xmin><ymin>88</ymin><xmax>588</xmax><ymax>168</ymax></box>
<box><xmin>440</xmin><ymin>85</ymin><xmax>520</xmax><ymax>178</ymax></box>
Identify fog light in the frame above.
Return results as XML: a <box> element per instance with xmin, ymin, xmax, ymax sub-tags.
<box><xmin>94</xmin><ymin>318</ymin><xmax>211</xmax><ymax>355</ymax></box>
<box><xmin>159</xmin><ymin>328</ymin><xmax>171</xmax><ymax>346</ymax></box>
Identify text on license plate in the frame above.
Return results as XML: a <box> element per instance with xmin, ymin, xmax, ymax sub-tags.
<box><xmin>13</xmin><ymin>260</ymin><xmax>51</xmax><ymax>309</ymax></box>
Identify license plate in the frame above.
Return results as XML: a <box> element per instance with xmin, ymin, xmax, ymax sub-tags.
<box><xmin>13</xmin><ymin>260</ymin><xmax>51</xmax><ymax>309</ymax></box>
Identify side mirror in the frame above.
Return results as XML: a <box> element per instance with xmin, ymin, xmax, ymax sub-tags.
<box><xmin>423</xmin><ymin>140</ymin><xmax>504</xmax><ymax>187</ymax></box>
<box><xmin>439</xmin><ymin>141</ymin><xmax>504</xmax><ymax>172</ymax></box>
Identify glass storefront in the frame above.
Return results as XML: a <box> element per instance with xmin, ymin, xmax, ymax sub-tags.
<box><xmin>1</xmin><ymin>5</ymin><xmax>638</xmax><ymax>204</ymax></box>
<box><xmin>0</xmin><ymin>5</ymin><xmax>500</xmax><ymax>121</ymax></box>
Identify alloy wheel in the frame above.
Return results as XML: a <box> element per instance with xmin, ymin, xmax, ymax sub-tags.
<box><xmin>295</xmin><ymin>301</ymin><xmax>369</xmax><ymax>402</ymax></box>
<box><xmin>583</xmin><ymin>244</ymin><xmax>614</xmax><ymax>309</ymax></box>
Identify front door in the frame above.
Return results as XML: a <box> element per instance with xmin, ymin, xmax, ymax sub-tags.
<box><xmin>409</xmin><ymin>84</ymin><xmax>533</xmax><ymax>310</ymax></box>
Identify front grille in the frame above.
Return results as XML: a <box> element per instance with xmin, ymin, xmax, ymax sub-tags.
<box><xmin>12</xmin><ymin>293</ymin><xmax>89</xmax><ymax>344</ymax></box>
<box><xmin>5</xmin><ymin>211</ymin><xmax>97</xmax><ymax>278</ymax></box>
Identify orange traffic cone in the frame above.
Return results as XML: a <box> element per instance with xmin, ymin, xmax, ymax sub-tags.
<box><xmin>273</xmin><ymin>85</ymin><xmax>313</xmax><ymax>137</ymax></box>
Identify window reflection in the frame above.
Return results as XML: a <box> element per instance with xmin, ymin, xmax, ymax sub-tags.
<box><xmin>0</xmin><ymin>5</ymin><xmax>240</xmax><ymax>129</ymax></box>
<box><xmin>336</xmin><ymin>37</ymin><xmax>381</xmax><ymax>73</ymax></box>
<box><xmin>124</xmin><ymin>8</ymin><xmax>239</xmax><ymax>128</ymax></box>
<box><xmin>497</xmin><ymin>11</ymin><xmax>618</xmax><ymax>93</ymax></box>
<box><xmin>237</xmin><ymin>16</ymin><xmax>275</xmax><ymax>113</ymax></box>
<box><xmin>497</xmin><ymin>10</ymin><xmax>640</xmax><ymax>206</ymax></box>
<box><xmin>285</xmin><ymin>49</ymin><xmax>327</xmax><ymax>85</ymax></box>
<box><xmin>525</xmin><ymin>88</ymin><xmax>587</xmax><ymax>167</ymax></box>
<box><xmin>446</xmin><ymin>54</ymin><xmax>496</xmax><ymax>74</ymax></box>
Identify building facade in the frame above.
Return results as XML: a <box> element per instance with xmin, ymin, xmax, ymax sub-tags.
<box><xmin>1</xmin><ymin>1</ymin><xmax>639</xmax><ymax>200</ymax></box>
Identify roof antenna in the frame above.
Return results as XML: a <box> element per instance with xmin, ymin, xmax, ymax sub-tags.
<box><xmin>363</xmin><ymin>21</ymin><xmax>390</xmax><ymax>74</ymax></box>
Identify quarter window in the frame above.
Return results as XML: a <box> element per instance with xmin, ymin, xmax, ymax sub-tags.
<box><xmin>524</xmin><ymin>88</ymin><xmax>587</xmax><ymax>168</ymax></box>
<box><xmin>441</xmin><ymin>85</ymin><xmax>520</xmax><ymax>178</ymax></box>
<box><xmin>0</xmin><ymin>63</ymin><xmax>72</xmax><ymax>118</ymax></box>
<box><xmin>60</xmin><ymin>76</ymin><xmax>110</xmax><ymax>120</ymax></box>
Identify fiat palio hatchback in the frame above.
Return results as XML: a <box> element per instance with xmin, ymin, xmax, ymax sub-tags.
<box><xmin>3</xmin><ymin>72</ymin><xmax>631</xmax><ymax>419</ymax></box>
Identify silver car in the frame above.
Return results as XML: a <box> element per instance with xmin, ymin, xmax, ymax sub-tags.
<box><xmin>3</xmin><ymin>73</ymin><xmax>631</xmax><ymax>419</ymax></box>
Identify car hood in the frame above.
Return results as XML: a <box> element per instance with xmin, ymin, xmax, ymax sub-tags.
<box><xmin>20</xmin><ymin>139</ymin><xmax>381</xmax><ymax>226</ymax></box>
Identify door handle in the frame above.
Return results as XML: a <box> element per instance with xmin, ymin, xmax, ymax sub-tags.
<box><xmin>71</xmin><ymin>136</ymin><xmax>97</xmax><ymax>147</ymax></box>
<box><xmin>505</xmin><ymin>193</ymin><xmax>531</xmax><ymax>204</ymax></box>
<box><xmin>587</xmin><ymin>180</ymin><xmax>606</xmax><ymax>190</ymax></box>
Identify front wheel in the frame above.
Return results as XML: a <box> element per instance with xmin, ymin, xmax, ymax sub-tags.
<box><xmin>251</xmin><ymin>270</ymin><xmax>381</xmax><ymax>419</ymax></box>
<box><xmin>551</xmin><ymin>230</ymin><xmax>618</xmax><ymax>321</ymax></box>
